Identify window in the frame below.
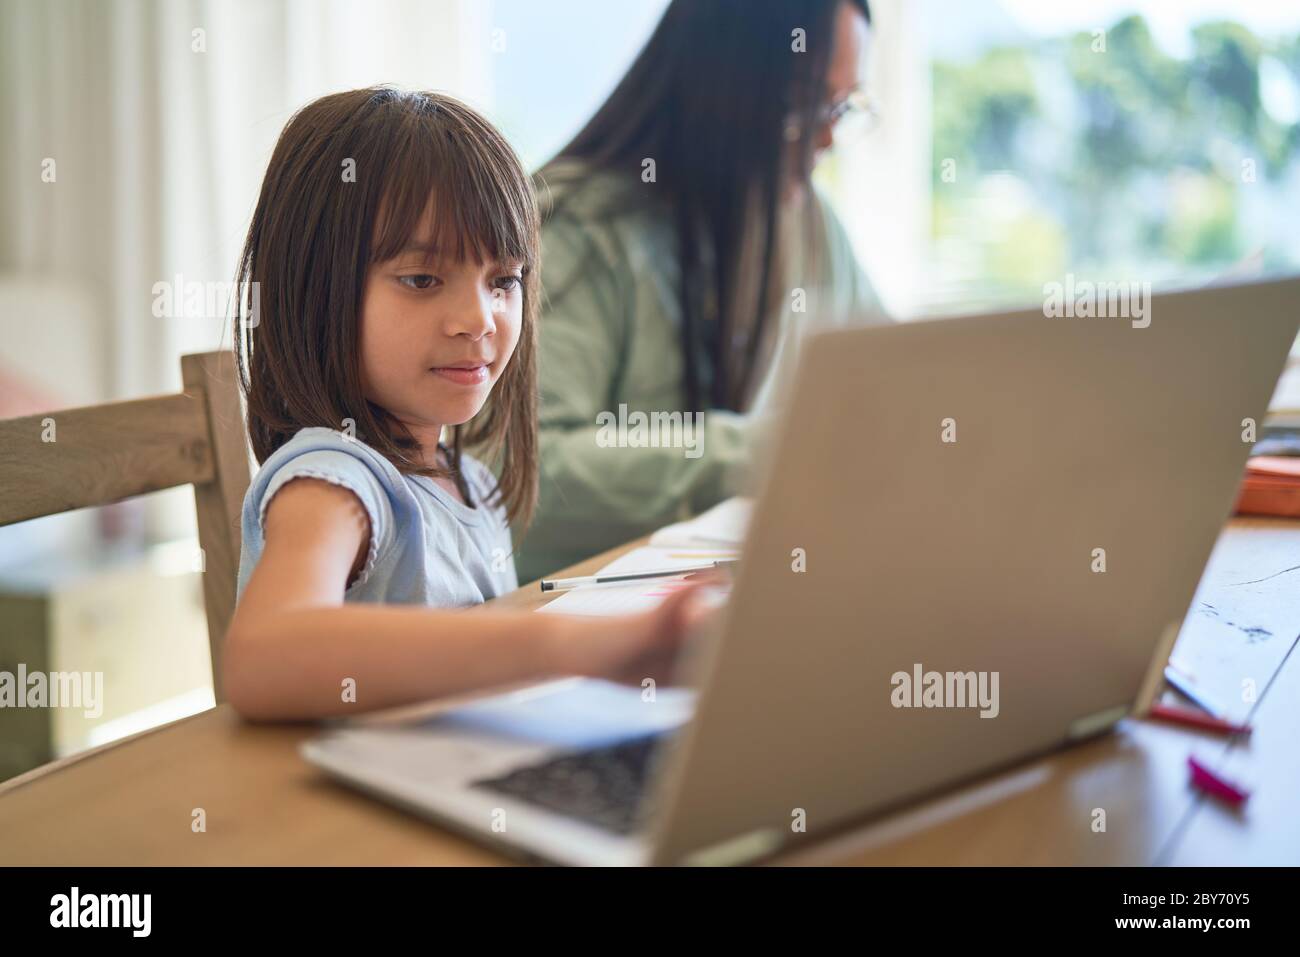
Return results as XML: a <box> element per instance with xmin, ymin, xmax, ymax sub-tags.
<box><xmin>820</xmin><ymin>0</ymin><xmax>1300</xmax><ymax>319</ymax></box>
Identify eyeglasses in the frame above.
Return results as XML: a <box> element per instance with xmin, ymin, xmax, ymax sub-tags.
<box><xmin>783</xmin><ymin>89</ymin><xmax>880</xmax><ymax>143</ymax></box>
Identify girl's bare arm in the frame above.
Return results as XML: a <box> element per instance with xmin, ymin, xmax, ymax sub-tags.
<box><xmin>223</xmin><ymin>478</ymin><xmax>702</xmax><ymax>721</ymax></box>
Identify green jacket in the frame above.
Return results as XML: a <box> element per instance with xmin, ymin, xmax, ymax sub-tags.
<box><xmin>515</xmin><ymin>159</ymin><xmax>885</xmax><ymax>581</ymax></box>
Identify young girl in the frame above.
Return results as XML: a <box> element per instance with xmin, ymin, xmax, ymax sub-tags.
<box><xmin>225</xmin><ymin>87</ymin><xmax>707</xmax><ymax>721</ymax></box>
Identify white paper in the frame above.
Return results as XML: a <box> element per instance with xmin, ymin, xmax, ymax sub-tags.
<box><xmin>648</xmin><ymin>497</ymin><xmax>752</xmax><ymax>548</ymax></box>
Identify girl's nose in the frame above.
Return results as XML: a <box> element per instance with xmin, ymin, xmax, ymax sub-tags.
<box><xmin>447</xmin><ymin>284</ymin><xmax>498</xmax><ymax>340</ymax></box>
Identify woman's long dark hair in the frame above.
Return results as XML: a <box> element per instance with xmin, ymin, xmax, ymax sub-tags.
<box><xmin>543</xmin><ymin>0</ymin><xmax>870</xmax><ymax>412</ymax></box>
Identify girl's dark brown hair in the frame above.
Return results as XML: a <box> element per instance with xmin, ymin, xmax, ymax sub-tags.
<box><xmin>234</xmin><ymin>87</ymin><xmax>539</xmax><ymax>529</ymax></box>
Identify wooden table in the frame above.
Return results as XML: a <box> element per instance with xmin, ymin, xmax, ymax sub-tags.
<box><xmin>2</xmin><ymin>520</ymin><xmax>1297</xmax><ymax>866</ymax></box>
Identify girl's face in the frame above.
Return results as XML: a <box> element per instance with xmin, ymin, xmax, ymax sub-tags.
<box><xmin>358</xmin><ymin>211</ymin><xmax>524</xmax><ymax>446</ymax></box>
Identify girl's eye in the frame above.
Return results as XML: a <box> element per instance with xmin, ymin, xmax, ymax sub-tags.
<box><xmin>493</xmin><ymin>275</ymin><xmax>522</xmax><ymax>292</ymax></box>
<box><xmin>398</xmin><ymin>274</ymin><xmax>438</xmax><ymax>290</ymax></box>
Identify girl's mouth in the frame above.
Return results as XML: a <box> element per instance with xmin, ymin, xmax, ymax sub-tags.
<box><xmin>430</xmin><ymin>364</ymin><xmax>489</xmax><ymax>386</ymax></box>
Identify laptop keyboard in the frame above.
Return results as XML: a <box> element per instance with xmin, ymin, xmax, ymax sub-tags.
<box><xmin>470</xmin><ymin>733</ymin><xmax>669</xmax><ymax>835</ymax></box>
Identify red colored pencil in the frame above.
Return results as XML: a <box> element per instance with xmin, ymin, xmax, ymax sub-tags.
<box><xmin>1147</xmin><ymin>702</ymin><xmax>1252</xmax><ymax>736</ymax></box>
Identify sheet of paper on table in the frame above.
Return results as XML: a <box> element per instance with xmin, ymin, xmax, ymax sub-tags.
<box><xmin>1167</xmin><ymin>521</ymin><xmax>1300</xmax><ymax>724</ymax></box>
<box><xmin>649</xmin><ymin>497</ymin><xmax>752</xmax><ymax>548</ymax></box>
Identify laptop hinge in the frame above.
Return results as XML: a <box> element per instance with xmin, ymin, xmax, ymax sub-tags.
<box><xmin>1067</xmin><ymin>704</ymin><xmax>1129</xmax><ymax>741</ymax></box>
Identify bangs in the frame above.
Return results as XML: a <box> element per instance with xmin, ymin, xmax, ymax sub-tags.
<box><xmin>368</xmin><ymin>93</ymin><xmax>537</xmax><ymax>269</ymax></box>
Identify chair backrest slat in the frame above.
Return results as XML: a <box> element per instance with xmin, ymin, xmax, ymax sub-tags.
<box><xmin>0</xmin><ymin>392</ymin><xmax>215</xmax><ymax>526</ymax></box>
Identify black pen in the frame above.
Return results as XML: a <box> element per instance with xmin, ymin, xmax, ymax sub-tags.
<box><xmin>540</xmin><ymin>559</ymin><xmax>736</xmax><ymax>592</ymax></box>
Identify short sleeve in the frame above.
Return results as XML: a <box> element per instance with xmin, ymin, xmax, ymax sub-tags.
<box><xmin>249</xmin><ymin>434</ymin><xmax>399</xmax><ymax>588</ymax></box>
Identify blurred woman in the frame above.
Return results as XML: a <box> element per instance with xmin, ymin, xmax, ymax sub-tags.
<box><xmin>519</xmin><ymin>0</ymin><xmax>886</xmax><ymax>580</ymax></box>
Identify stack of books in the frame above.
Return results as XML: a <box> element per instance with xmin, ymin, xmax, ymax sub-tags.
<box><xmin>1237</xmin><ymin>413</ymin><xmax>1300</xmax><ymax>518</ymax></box>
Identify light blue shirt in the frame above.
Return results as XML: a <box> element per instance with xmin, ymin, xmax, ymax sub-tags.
<box><xmin>236</xmin><ymin>427</ymin><xmax>518</xmax><ymax>607</ymax></box>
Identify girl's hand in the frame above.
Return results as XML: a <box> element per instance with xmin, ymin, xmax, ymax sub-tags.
<box><xmin>548</xmin><ymin>581</ymin><xmax>717</xmax><ymax>687</ymax></box>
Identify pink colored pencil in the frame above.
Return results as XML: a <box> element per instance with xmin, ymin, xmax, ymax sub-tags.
<box><xmin>1187</xmin><ymin>755</ymin><xmax>1251</xmax><ymax>805</ymax></box>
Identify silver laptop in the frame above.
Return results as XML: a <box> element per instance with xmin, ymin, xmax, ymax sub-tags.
<box><xmin>302</xmin><ymin>276</ymin><xmax>1300</xmax><ymax>866</ymax></box>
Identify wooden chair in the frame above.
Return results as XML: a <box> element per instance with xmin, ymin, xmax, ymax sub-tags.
<box><xmin>0</xmin><ymin>351</ymin><xmax>250</xmax><ymax>702</ymax></box>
